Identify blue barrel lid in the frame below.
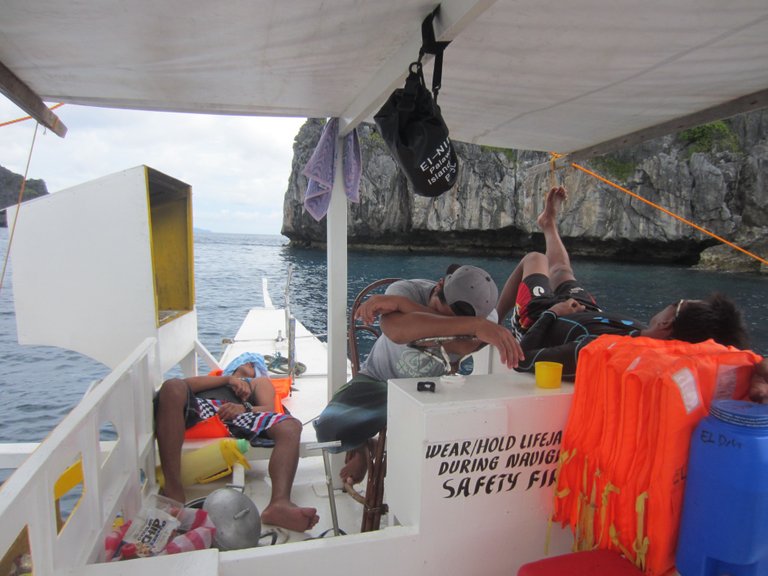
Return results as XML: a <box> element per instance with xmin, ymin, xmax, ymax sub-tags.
<box><xmin>710</xmin><ymin>400</ymin><xmax>768</xmax><ymax>428</ymax></box>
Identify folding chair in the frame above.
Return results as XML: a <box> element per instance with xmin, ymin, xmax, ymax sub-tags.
<box><xmin>345</xmin><ymin>278</ymin><xmax>402</xmax><ymax>532</ymax></box>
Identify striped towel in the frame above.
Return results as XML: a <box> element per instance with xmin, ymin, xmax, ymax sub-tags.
<box><xmin>163</xmin><ymin>508</ymin><xmax>216</xmax><ymax>554</ymax></box>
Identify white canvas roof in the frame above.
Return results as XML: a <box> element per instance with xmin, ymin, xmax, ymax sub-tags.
<box><xmin>2</xmin><ymin>0</ymin><xmax>768</xmax><ymax>158</ymax></box>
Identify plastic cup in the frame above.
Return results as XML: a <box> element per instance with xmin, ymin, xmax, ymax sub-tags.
<box><xmin>535</xmin><ymin>361</ymin><xmax>563</xmax><ymax>389</ymax></box>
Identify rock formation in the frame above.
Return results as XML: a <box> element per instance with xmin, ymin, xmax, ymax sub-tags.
<box><xmin>0</xmin><ymin>166</ymin><xmax>49</xmax><ymax>227</ymax></box>
<box><xmin>283</xmin><ymin>112</ymin><xmax>768</xmax><ymax>272</ymax></box>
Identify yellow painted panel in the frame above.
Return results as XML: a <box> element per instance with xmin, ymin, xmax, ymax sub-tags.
<box><xmin>146</xmin><ymin>168</ymin><xmax>194</xmax><ymax>325</ymax></box>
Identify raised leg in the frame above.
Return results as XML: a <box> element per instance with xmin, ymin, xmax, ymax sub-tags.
<box><xmin>537</xmin><ymin>186</ymin><xmax>575</xmax><ymax>290</ymax></box>
<box><xmin>497</xmin><ymin>252</ymin><xmax>550</xmax><ymax>323</ymax></box>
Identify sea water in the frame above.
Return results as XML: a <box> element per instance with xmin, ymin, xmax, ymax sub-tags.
<box><xmin>1</xmin><ymin>227</ymin><xmax>767</xmax><ymax>450</ymax></box>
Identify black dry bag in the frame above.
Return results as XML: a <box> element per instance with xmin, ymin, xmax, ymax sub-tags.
<box><xmin>374</xmin><ymin>8</ymin><xmax>459</xmax><ymax>198</ymax></box>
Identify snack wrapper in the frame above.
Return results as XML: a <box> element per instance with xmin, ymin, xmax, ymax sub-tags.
<box><xmin>122</xmin><ymin>494</ymin><xmax>182</xmax><ymax>557</ymax></box>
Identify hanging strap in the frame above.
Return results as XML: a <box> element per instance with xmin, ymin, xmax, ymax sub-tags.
<box><xmin>397</xmin><ymin>62</ymin><xmax>423</xmax><ymax>112</ymax></box>
<box><xmin>418</xmin><ymin>5</ymin><xmax>450</xmax><ymax>102</ymax></box>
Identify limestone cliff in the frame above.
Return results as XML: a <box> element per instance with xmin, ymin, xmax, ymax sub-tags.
<box><xmin>282</xmin><ymin>112</ymin><xmax>768</xmax><ymax>272</ymax></box>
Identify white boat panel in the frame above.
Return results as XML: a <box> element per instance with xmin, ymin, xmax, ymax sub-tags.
<box><xmin>8</xmin><ymin>166</ymin><xmax>197</xmax><ymax>371</ymax></box>
<box><xmin>227</xmin><ymin>308</ymin><xmax>294</xmax><ymax>346</ymax></box>
<box><xmin>62</xmin><ymin>549</ymin><xmax>219</xmax><ymax>576</ymax></box>
<box><xmin>0</xmin><ymin>339</ymin><xmax>158</xmax><ymax>575</ymax></box>
<box><xmin>8</xmin><ymin>167</ymin><xmax>158</xmax><ymax>369</ymax></box>
<box><xmin>157</xmin><ymin>311</ymin><xmax>198</xmax><ymax>375</ymax></box>
<box><xmin>0</xmin><ymin>443</ymin><xmax>39</xmax><ymax>468</ymax></box>
<box><xmin>387</xmin><ymin>373</ymin><xmax>574</xmax><ymax>574</ymax></box>
<box><xmin>217</xmin><ymin>526</ymin><xmax>422</xmax><ymax>576</ymax></box>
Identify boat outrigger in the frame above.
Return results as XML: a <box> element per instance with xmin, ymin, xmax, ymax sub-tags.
<box><xmin>1</xmin><ymin>1</ymin><xmax>768</xmax><ymax>575</ymax></box>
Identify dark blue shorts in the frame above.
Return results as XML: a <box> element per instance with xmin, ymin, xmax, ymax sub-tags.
<box><xmin>313</xmin><ymin>373</ymin><xmax>387</xmax><ymax>452</ymax></box>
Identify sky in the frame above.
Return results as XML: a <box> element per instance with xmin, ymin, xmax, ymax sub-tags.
<box><xmin>0</xmin><ymin>98</ymin><xmax>306</xmax><ymax>235</ymax></box>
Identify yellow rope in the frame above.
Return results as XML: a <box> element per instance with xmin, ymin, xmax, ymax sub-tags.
<box><xmin>550</xmin><ymin>152</ymin><xmax>767</xmax><ymax>266</ymax></box>
<box><xmin>633</xmin><ymin>492</ymin><xmax>650</xmax><ymax>571</ymax></box>
<box><xmin>0</xmin><ymin>122</ymin><xmax>40</xmax><ymax>293</ymax></box>
<box><xmin>608</xmin><ymin>524</ymin><xmax>633</xmax><ymax>560</ymax></box>
<box><xmin>546</xmin><ymin>448</ymin><xmax>576</xmax><ymax>555</ymax></box>
<box><xmin>598</xmin><ymin>481</ymin><xmax>619</xmax><ymax>547</ymax></box>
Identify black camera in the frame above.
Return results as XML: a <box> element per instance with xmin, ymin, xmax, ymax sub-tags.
<box><xmin>417</xmin><ymin>381</ymin><xmax>436</xmax><ymax>392</ymax></box>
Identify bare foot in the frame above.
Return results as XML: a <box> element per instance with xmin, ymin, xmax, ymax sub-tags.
<box><xmin>536</xmin><ymin>186</ymin><xmax>567</xmax><ymax>230</ymax></box>
<box><xmin>340</xmin><ymin>446</ymin><xmax>369</xmax><ymax>485</ymax></box>
<box><xmin>261</xmin><ymin>501</ymin><xmax>319</xmax><ymax>532</ymax></box>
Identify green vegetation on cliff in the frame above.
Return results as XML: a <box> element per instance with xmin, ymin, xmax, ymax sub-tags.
<box><xmin>680</xmin><ymin>121</ymin><xmax>741</xmax><ymax>156</ymax></box>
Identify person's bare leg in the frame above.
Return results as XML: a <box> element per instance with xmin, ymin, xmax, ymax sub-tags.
<box><xmin>155</xmin><ymin>378</ymin><xmax>189</xmax><ymax>504</ymax></box>
<box><xmin>260</xmin><ymin>417</ymin><xmax>319</xmax><ymax>532</ymax></box>
<box><xmin>497</xmin><ymin>252</ymin><xmax>550</xmax><ymax>323</ymax></box>
<box><xmin>340</xmin><ymin>444</ymin><xmax>370</xmax><ymax>485</ymax></box>
<box><xmin>537</xmin><ymin>186</ymin><xmax>575</xmax><ymax>289</ymax></box>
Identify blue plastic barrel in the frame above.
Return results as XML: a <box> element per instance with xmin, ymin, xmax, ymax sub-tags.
<box><xmin>676</xmin><ymin>400</ymin><xmax>768</xmax><ymax>576</ymax></box>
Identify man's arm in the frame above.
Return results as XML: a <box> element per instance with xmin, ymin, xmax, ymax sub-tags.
<box><xmin>357</xmin><ymin>292</ymin><xmax>497</xmax><ymax>344</ymax></box>
<box><xmin>185</xmin><ymin>374</ymin><xmax>241</xmax><ymax>395</ymax></box>
<box><xmin>381</xmin><ymin>310</ymin><xmax>523</xmax><ymax>368</ymax></box>
<box><xmin>215</xmin><ymin>376</ymin><xmax>278</xmax><ymax>419</ymax></box>
<box><xmin>355</xmin><ymin>294</ymin><xmax>432</xmax><ymax>324</ymax></box>
<box><xmin>250</xmin><ymin>376</ymin><xmax>277</xmax><ymax>412</ymax></box>
<box><xmin>358</xmin><ymin>282</ymin><xmax>523</xmax><ymax>367</ymax></box>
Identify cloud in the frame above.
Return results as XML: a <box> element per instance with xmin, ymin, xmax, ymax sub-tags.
<box><xmin>1</xmin><ymin>99</ymin><xmax>305</xmax><ymax>235</ymax></box>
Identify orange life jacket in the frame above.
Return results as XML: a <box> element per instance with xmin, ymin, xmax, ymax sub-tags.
<box><xmin>552</xmin><ymin>335</ymin><xmax>761</xmax><ymax>575</ymax></box>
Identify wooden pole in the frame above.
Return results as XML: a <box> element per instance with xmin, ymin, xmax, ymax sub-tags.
<box><xmin>0</xmin><ymin>60</ymin><xmax>67</xmax><ymax>138</ymax></box>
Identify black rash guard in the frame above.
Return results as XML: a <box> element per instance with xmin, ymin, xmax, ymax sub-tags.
<box><xmin>516</xmin><ymin>310</ymin><xmax>645</xmax><ymax>379</ymax></box>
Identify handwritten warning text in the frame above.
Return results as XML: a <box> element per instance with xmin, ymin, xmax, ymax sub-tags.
<box><xmin>425</xmin><ymin>431</ymin><xmax>563</xmax><ymax>499</ymax></box>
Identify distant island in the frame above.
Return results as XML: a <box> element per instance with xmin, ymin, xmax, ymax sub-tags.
<box><xmin>0</xmin><ymin>165</ymin><xmax>49</xmax><ymax>227</ymax></box>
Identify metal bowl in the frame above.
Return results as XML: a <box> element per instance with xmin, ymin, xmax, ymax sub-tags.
<box><xmin>202</xmin><ymin>488</ymin><xmax>262</xmax><ymax>550</ymax></box>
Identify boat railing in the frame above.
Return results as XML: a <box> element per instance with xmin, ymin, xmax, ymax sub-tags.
<box><xmin>284</xmin><ymin>265</ymin><xmax>297</xmax><ymax>381</ymax></box>
<box><xmin>0</xmin><ymin>337</ymin><xmax>160</xmax><ymax>576</ymax></box>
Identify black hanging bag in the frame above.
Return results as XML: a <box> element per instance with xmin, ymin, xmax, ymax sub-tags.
<box><xmin>374</xmin><ymin>7</ymin><xmax>459</xmax><ymax>198</ymax></box>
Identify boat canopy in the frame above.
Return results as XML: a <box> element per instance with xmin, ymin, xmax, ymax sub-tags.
<box><xmin>1</xmin><ymin>0</ymin><xmax>767</xmax><ymax>158</ymax></box>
